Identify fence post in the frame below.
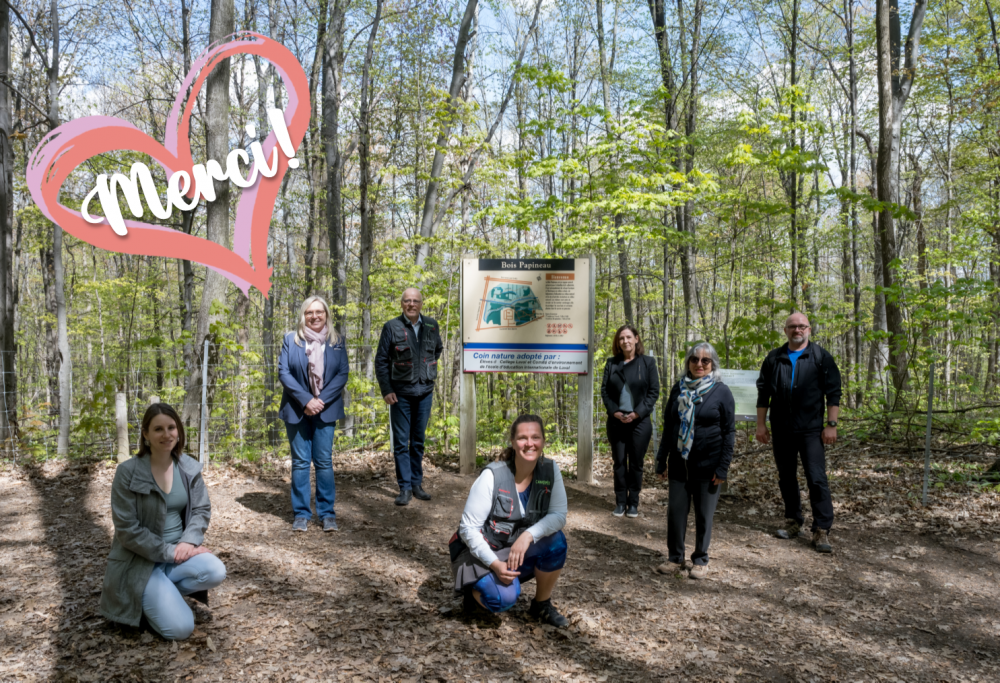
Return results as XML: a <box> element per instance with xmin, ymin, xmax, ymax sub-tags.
<box><xmin>200</xmin><ymin>338</ymin><xmax>209</xmax><ymax>466</ymax></box>
<box><xmin>922</xmin><ymin>361</ymin><xmax>935</xmax><ymax>506</ymax></box>
<box><xmin>459</xmin><ymin>257</ymin><xmax>477</xmax><ymax>475</ymax></box>
<box><xmin>115</xmin><ymin>392</ymin><xmax>129</xmax><ymax>463</ymax></box>
<box><xmin>576</xmin><ymin>255</ymin><xmax>596</xmax><ymax>485</ymax></box>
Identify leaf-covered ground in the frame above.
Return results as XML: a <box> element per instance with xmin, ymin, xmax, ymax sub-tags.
<box><xmin>2</xmin><ymin>441</ymin><xmax>1000</xmax><ymax>682</ymax></box>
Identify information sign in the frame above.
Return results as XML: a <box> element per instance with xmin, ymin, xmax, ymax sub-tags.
<box><xmin>719</xmin><ymin>369</ymin><xmax>761</xmax><ymax>421</ymax></box>
<box><xmin>462</xmin><ymin>258</ymin><xmax>591</xmax><ymax>374</ymax></box>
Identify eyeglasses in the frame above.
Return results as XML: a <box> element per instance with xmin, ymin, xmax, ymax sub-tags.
<box><xmin>689</xmin><ymin>357</ymin><xmax>712</xmax><ymax>366</ymax></box>
<box><xmin>785</xmin><ymin>325</ymin><xmax>809</xmax><ymax>331</ymax></box>
<box><xmin>402</xmin><ymin>299</ymin><xmax>421</xmax><ymax>305</ymax></box>
<box><xmin>305</xmin><ymin>312</ymin><xmax>326</xmax><ymax>318</ymax></box>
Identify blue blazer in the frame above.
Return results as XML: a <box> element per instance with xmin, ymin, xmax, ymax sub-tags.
<box><xmin>278</xmin><ymin>331</ymin><xmax>350</xmax><ymax>424</ymax></box>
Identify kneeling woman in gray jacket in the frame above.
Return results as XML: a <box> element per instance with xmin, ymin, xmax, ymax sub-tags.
<box><xmin>100</xmin><ymin>403</ymin><xmax>226</xmax><ymax>640</ymax></box>
<box><xmin>449</xmin><ymin>414</ymin><xmax>569</xmax><ymax>626</ymax></box>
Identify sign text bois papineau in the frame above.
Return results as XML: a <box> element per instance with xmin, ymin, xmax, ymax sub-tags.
<box><xmin>462</xmin><ymin>258</ymin><xmax>590</xmax><ymax>374</ymax></box>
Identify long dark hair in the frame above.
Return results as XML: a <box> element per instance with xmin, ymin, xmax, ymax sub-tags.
<box><xmin>137</xmin><ymin>403</ymin><xmax>186</xmax><ymax>458</ymax></box>
<box><xmin>501</xmin><ymin>414</ymin><xmax>546</xmax><ymax>463</ymax></box>
<box><xmin>611</xmin><ymin>324</ymin><xmax>645</xmax><ymax>357</ymax></box>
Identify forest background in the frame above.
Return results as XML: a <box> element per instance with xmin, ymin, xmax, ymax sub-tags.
<box><xmin>0</xmin><ymin>0</ymin><xmax>997</xmax><ymax>470</ymax></box>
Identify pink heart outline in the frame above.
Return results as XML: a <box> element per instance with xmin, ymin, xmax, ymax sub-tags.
<box><xmin>26</xmin><ymin>31</ymin><xmax>309</xmax><ymax>297</ymax></box>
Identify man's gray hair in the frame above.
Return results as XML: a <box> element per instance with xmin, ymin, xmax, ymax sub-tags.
<box><xmin>682</xmin><ymin>342</ymin><xmax>723</xmax><ymax>382</ymax></box>
<box><xmin>401</xmin><ymin>288</ymin><xmax>422</xmax><ymax>302</ymax></box>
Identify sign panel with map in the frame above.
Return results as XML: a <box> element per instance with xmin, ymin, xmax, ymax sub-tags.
<box><xmin>462</xmin><ymin>258</ymin><xmax>591</xmax><ymax>374</ymax></box>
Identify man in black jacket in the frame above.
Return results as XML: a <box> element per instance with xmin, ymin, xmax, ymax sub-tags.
<box><xmin>374</xmin><ymin>288</ymin><xmax>444</xmax><ymax>506</ymax></box>
<box><xmin>755</xmin><ymin>311</ymin><xmax>841</xmax><ymax>553</ymax></box>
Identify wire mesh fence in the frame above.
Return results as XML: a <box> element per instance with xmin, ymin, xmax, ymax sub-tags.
<box><xmin>0</xmin><ymin>344</ymin><xmax>400</xmax><ymax>463</ymax></box>
<box><xmin>0</xmin><ymin>344</ymin><xmax>680</xmax><ymax>466</ymax></box>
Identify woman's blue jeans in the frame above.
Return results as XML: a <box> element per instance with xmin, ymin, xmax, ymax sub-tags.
<box><xmin>142</xmin><ymin>553</ymin><xmax>226</xmax><ymax>640</ymax></box>
<box><xmin>285</xmin><ymin>417</ymin><xmax>337</xmax><ymax>520</ymax></box>
<box><xmin>473</xmin><ymin>531</ymin><xmax>568</xmax><ymax>613</ymax></box>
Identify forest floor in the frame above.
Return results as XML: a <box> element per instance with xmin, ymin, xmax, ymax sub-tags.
<box><xmin>3</xmin><ymin>439</ymin><xmax>1000</xmax><ymax>683</ymax></box>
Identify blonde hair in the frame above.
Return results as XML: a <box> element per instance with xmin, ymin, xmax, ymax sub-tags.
<box><xmin>295</xmin><ymin>295</ymin><xmax>341</xmax><ymax>347</ymax></box>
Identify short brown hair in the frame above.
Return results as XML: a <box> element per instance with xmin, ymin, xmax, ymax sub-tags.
<box><xmin>137</xmin><ymin>403</ymin><xmax>186</xmax><ymax>458</ymax></box>
<box><xmin>611</xmin><ymin>324</ymin><xmax>645</xmax><ymax>357</ymax></box>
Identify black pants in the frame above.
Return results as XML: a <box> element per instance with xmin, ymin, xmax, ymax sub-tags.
<box><xmin>607</xmin><ymin>416</ymin><xmax>652</xmax><ymax>506</ymax></box>
<box><xmin>667</xmin><ymin>478</ymin><xmax>721</xmax><ymax>566</ymax></box>
<box><xmin>772</xmin><ymin>431</ymin><xmax>833</xmax><ymax>531</ymax></box>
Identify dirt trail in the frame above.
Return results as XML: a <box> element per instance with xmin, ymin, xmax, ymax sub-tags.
<box><xmin>2</xmin><ymin>450</ymin><xmax>999</xmax><ymax>682</ymax></box>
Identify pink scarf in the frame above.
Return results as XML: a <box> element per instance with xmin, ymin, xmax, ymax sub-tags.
<box><xmin>303</xmin><ymin>326</ymin><xmax>327</xmax><ymax>397</ymax></box>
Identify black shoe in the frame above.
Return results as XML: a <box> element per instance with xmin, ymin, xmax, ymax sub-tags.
<box><xmin>529</xmin><ymin>599</ymin><xmax>569</xmax><ymax>628</ymax></box>
<box><xmin>626</xmin><ymin>505</ymin><xmax>639</xmax><ymax>518</ymax></box>
<box><xmin>612</xmin><ymin>504</ymin><xmax>626</xmax><ymax>517</ymax></box>
<box><xmin>412</xmin><ymin>485</ymin><xmax>432</xmax><ymax>501</ymax></box>
<box><xmin>395</xmin><ymin>489</ymin><xmax>412</xmax><ymax>506</ymax></box>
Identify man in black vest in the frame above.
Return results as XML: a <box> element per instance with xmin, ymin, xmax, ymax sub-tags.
<box><xmin>755</xmin><ymin>311</ymin><xmax>841</xmax><ymax>553</ymax></box>
<box><xmin>375</xmin><ymin>288</ymin><xmax>444</xmax><ymax>506</ymax></box>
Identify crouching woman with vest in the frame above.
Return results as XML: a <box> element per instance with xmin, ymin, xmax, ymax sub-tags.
<box><xmin>449</xmin><ymin>415</ymin><xmax>569</xmax><ymax>627</ymax></box>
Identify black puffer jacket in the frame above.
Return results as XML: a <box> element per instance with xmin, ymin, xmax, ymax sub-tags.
<box><xmin>655</xmin><ymin>381</ymin><xmax>735</xmax><ymax>482</ymax></box>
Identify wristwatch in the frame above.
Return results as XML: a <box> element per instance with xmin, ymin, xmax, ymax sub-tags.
<box><xmin>827</xmin><ymin>420</ymin><xmax>838</xmax><ymax>428</ymax></box>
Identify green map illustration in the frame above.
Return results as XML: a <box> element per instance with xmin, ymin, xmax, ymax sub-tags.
<box><xmin>480</xmin><ymin>281</ymin><xmax>544</xmax><ymax>327</ymax></box>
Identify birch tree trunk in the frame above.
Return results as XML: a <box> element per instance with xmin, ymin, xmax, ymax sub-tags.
<box><xmin>48</xmin><ymin>0</ymin><xmax>71</xmax><ymax>455</ymax></box>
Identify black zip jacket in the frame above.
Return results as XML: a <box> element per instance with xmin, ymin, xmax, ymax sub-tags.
<box><xmin>655</xmin><ymin>382</ymin><xmax>735</xmax><ymax>482</ymax></box>
<box><xmin>600</xmin><ymin>354</ymin><xmax>660</xmax><ymax>420</ymax></box>
<box><xmin>374</xmin><ymin>315</ymin><xmax>444</xmax><ymax>398</ymax></box>
<box><xmin>755</xmin><ymin>341</ymin><xmax>842</xmax><ymax>434</ymax></box>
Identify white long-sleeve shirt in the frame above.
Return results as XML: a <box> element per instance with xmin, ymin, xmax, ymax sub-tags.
<box><xmin>458</xmin><ymin>464</ymin><xmax>568</xmax><ymax>567</ymax></box>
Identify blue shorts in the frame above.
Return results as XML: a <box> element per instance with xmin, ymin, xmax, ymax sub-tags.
<box><xmin>472</xmin><ymin>531</ymin><xmax>568</xmax><ymax>613</ymax></box>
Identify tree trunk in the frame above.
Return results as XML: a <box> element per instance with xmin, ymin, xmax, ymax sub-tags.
<box><xmin>874</xmin><ymin>0</ymin><xmax>927</xmax><ymax>398</ymax></box>
<box><xmin>323</xmin><ymin>0</ymin><xmax>349</xmax><ymax>335</ymax></box>
<box><xmin>358</xmin><ymin>0</ymin><xmax>383</xmax><ymax>381</ymax></box>
<box><xmin>0</xmin><ymin>0</ymin><xmax>14</xmax><ymax>449</ymax></box>
<box><xmin>178</xmin><ymin>0</ymin><xmax>195</xmax><ymax>373</ymax></box>
<box><xmin>47</xmin><ymin>0</ymin><xmax>71</xmax><ymax>454</ymax></box>
<box><xmin>182</xmin><ymin>0</ymin><xmax>234</xmax><ymax>435</ymax></box>
<box><xmin>414</xmin><ymin>0</ymin><xmax>477</xmax><ymax>267</ymax></box>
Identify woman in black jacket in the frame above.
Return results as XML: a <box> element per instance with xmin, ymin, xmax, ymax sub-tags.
<box><xmin>600</xmin><ymin>324</ymin><xmax>660</xmax><ymax>518</ymax></box>
<box><xmin>655</xmin><ymin>342</ymin><xmax>734</xmax><ymax>579</ymax></box>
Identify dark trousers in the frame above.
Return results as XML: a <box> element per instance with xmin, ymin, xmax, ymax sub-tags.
<box><xmin>389</xmin><ymin>391</ymin><xmax>434</xmax><ymax>491</ymax></box>
<box><xmin>667</xmin><ymin>478</ymin><xmax>721</xmax><ymax>566</ymax></box>
<box><xmin>607</xmin><ymin>416</ymin><xmax>652</xmax><ymax>506</ymax></box>
<box><xmin>772</xmin><ymin>431</ymin><xmax>833</xmax><ymax>531</ymax></box>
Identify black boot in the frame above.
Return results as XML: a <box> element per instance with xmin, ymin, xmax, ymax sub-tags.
<box><xmin>529</xmin><ymin>598</ymin><xmax>568</xmax><ymax>628</ymax></box>
<box><xmin>394</xmin><ymin>489</ymin><xmax>412</xmax><ymax>506</ymax></box>
<box><xmin>413</xmin><ymin>485</ymin><xmax>432</xmax><ymax>501</ymax></box>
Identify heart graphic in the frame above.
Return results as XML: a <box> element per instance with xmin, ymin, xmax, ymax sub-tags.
<box><xmin>26</xmin><ymin>32</ymin><xmax>309</xmax><ymax>297</ymax></box>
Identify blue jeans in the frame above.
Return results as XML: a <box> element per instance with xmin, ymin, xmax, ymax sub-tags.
<box><xmin>473</xmin><ymin>531</ymin><xmax>568</xmax><ymax>613</ymax></box>
<box><xmin>142</xmin><ymin>553</ymin><xmax>226</xmax><ymax>640</ymax></box>
<box><xmin>285</xmin><ymin>418</ymin><xmax>336</xmax><ymax>519</ymax></box>
<box><xmin>389</xmin><ymin>391</ymin><xmax>434</xmax><ymax>490</ymax></box>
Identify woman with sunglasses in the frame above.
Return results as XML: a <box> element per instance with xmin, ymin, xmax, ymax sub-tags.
<box><xmin>654</xmin><ymin>342</ymin><xmax>735</xmax><ymax>579</ymax></box>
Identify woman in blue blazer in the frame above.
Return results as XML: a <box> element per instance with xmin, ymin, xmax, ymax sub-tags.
<box><xmin>278</xmin><ymin>296</ymin><xmax>350</xmax><ymax>532</ymax></box>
